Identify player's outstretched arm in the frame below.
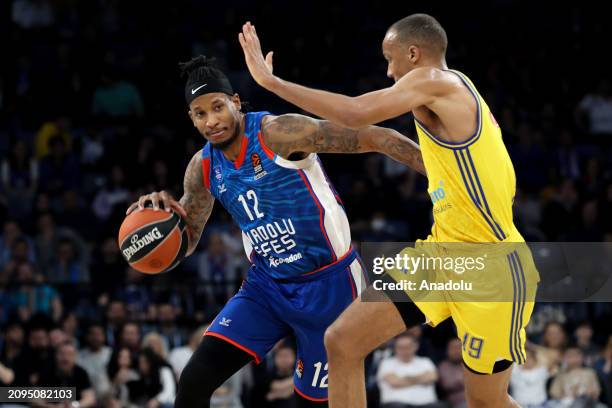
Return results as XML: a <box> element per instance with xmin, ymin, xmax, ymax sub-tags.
<box><xmin>262</xmin><ymin>114</ymin><xmax>426</xmax><ymax>176</ymax></box>
<box><xmin>126</xmin><ymin>150</ymin><xmax>215</xmax><ymax>256</ymax></box>
<box><xmin>239</xmin><ymin>22</ymin><xmax>448</xmax><ymax>128</ymax></box>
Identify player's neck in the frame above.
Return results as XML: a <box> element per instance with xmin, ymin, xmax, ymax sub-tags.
<box><xmin>421</xmin><ymin>59</ymin><xmax>448</xmax><ymax>70</ymax></box>
<box><xmin>221</xmin><ymin>114</ymin><xmax>247</xmax><ymax>162</ymax></box>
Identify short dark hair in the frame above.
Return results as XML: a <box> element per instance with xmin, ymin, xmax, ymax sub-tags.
<box><xmin>388</xmin><ymin>14</ymin><xmax>447</xmax><ymax>56</ymax></box>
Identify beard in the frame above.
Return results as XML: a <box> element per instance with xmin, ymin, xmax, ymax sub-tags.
<box><xmin>210</xmin><ymin>123</ymin><xmax>241</xmax><ymax>151</ymax></box>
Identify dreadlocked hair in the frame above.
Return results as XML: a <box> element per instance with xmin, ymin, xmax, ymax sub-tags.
<box><xmin>178</xmin><ymin>55</ymin><xmax>226</xmax><ymax>85</ymax></box>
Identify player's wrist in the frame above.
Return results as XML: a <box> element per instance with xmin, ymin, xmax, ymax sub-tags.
<box><xmin>263</xmin><ymin>75</ymin><xmax>281</xmax><ymax>92</ymax></box>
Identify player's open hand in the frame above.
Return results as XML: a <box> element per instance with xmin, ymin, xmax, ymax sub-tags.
<box><xmin>126</xmin><ymin>190</ymin><xmax>188</xmax><ymax>219</ymax></box>
<box><xmin>239</xmin><ymin>21</ymin><xmax>276</xmax><ymax>89</ymax></box>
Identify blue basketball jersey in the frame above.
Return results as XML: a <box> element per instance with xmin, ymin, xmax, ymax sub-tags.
<box><xmin>201</xmin><ymin>111</ymin><xmax>353</xmax><ymax>280</ymax></box>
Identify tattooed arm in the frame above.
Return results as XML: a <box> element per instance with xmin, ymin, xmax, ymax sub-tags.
<box><xmin>262</xmin><ymin>114</ymin><xmax>426</xmax><ymax>176</ymax></box>
<box><xmin>179</xmin><ymin>151</ymin><xmax>215</xmax><ymax>255</ymax></box>
<box><xmin>126</xmin><ymin>150</ymin><xmax>215</xmax><ymax>256</ymax></box>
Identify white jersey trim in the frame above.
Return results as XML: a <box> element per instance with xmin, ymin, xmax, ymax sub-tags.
<box><xmin>301</xmin><ymin>160</ymin><xmax>351</xmax><ymax>259</ymax></box>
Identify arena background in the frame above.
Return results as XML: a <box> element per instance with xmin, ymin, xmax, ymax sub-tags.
<box><xmin>1</xmin><ymin>1</ymin><xmax>611</xmax><ymax>407</ymax></box>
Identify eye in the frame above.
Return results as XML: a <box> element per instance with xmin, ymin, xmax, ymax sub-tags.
<box><xmin>214</xmin><ymin>105</ymin><xmax>223</xmax><ymax>112</ymax></box>
<box><xmin>195</xmin><ymin>112</ymin><xmax>204</xmax><ymax>118</ymax></box>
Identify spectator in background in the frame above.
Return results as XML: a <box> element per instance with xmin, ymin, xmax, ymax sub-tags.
<box><xmin>169</xmin><ymin>326</ymin><xmax>207</xmax><ymax>378</ymax></box>
<box><xmin>13</xmin><ymin>323</ymin><xmax>53</xmax><ymax>386</ymax></box>
<box><xmin>105</xmin><ymin>300</ymin><xmax>128</xmax><ymax>348</ymax></box>
<box><xmin>33</xmin><ymin>119</ymin><xmax>73</xmax><ymax>160</ymax></box>
<box><xmin>60</xmin><ymin>312</ymin><xmax>80</xmax><ymax>346</ymax></box>
<box><xmin>56</xmin><ymin>190</ymin><xmax>93</xmax><ymax>238</ymax></box>
<box><xmin>533</xmin><ymin>321</ymin><xmax>567</xmax><ymax>375</ymax></box>
<box><xmin>142</xmin><ymin>332</ymin><xmax>169</xmax><ymax>361</ymax></box>
<box><xmin>7</xmin><ymin>262</ymin><xmax>62</xmax><ymax>322</ymax></box>
<box><xmin>0</xmin><ymin>220</ymin><xmax>36</xmax><ymax>267</ymax></box>
<box><xmin>47</xmin><ymin>238</ymin><xmax>89</xmax><ymax>284</ymax></box>
<box><xmin>38</xmin><ymin>342</ymin><xmax>96</xmax><ymax>407</ymax></box>
<box><xmin>1</xmin><ymin>139</ymin><xmax>38</xmax><ymax>220</ymax></box>
<box><xmin>34</xmin><ymin>212</ymin><xmax>84</xmax><ymax>276</ymax></box>
<box><xmin>48</xmin><ymin>326</ymin><xmax>69</xmax><ymax>349</ymax></box>
<box><xmin>78</xmin><ymin>323</ymin><xmax>112</xmax><ymax>399</ymax></box>
<box><xmin>376</xmin><ymin>333</ymin><xmax>441</xmax><ymax>408</ymax></box>
<box><xmin>261</xmin><ymin>342</ymin><xmax>296</xmax><ymax>408</ymax></box>
<box><xmin>549</xmin><ymin>347</ymin><xmax>602</xmax><ymax>407</ymax></box>
<box><xmin>157</xmin><ymin>302</ymin><xmax>187</xmax><ymax>351</ymax></box>
<box><xmin>509</xmin><ymin>348</ymin><xmax>549</xmax><ymax>408</ymax></box>
<box><xmin>119</xmin><ymin>321</ymin><xmax>142</xmax><ymax>357</ymax></box>
<box><xmin>0</xmin><ymin>321</ymin><xmax>24</xmax><ymax>383</ymax></box>
<box><xmin>90</xmin><ymin>237</ymin><xmax>127</xmax><ymax>304</ymax></box>
<box><xmin>437</xmin><ymin>338</ymin><xmax>465</xmax><ymax>408</ymax></box>
<box><xmin>38</xmin><ymin>135</ymin><xmax>80</xmax><ymax>197</ymax></box>
<box><xmin>198</xmin><ymin>233</ymin><xmax>241</xmax><ymax>302</ymax></box>
<box><xmin>107</xmin><ymin>347</ymin><xmax>139</xmax><ymax>407</ymax></box>
<box><xmin>0</xmin><ymin>321</ymin><xmax>25</xmax><ymax>386</ymax></box>
<box><xmin>92</xmin><ymin>68</ymin><xmax>144</xmax><ymax>119</ymax></box>
<box><xmin>574</xmin><ymin>321</ymin><xmax>601</xmax><ymax>367</ymax></box>
<box><xmin>577</xmin><ymin>79</ymin><xmax>612</xmax><ymax>140</ymax></box>
<box><xmin>594</xmin><ymin>336</ymin><xmax>612</xmax><ymax>406</ymax></box>
<box><xmin>92</xmin><ymin>165</ymin><xmax>130</xmax><ymax>223</ymax></box>
<box><xmin>128</xmin><ymin>348</ymin><xmax>176</xmax><ymax>408</ymax></box>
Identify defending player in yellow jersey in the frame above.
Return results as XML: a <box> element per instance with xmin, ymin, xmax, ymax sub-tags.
<box><xmin>241</xmin><ymin>13</ymin><xmax>538</xmax><ymax>408</ymax></box>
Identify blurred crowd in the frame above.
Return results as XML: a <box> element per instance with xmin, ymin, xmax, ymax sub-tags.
<box><xmin>1</xmin><ymin>0</ymin><xmax>612</xmax><ymax>407</ymax></box>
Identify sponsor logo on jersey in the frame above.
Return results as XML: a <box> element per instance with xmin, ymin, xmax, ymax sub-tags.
<box><xmin>251</xmin><ymin>153</ymin><xmax>268</xmax><ymax>180</ymax></box>
<box><xmin>213</xmin><ymin>166</ymin><xmax>227</xmax><ymax>194</ymax></box>
<box><xmin>430</xmin><ymin>180</ymin><xmax>452</xmax><ymax>214</ymax></box>
<box><xmin>429</xmin><ymin>180</ymin><xmax>446</xmax><ymax>204</ymax></box>
<box><xmin>269</xmin><ymin>252</ymin><xmax>303</xmax><ymax>267</ymax></box>
<box><xmin>296</xmin><ymin>359</ymin><xmax>304</xmax><ymax>378</ymax></box>
<box><xmin>122</xmin><ymin>227</ymin><xmax>164</xmax><ymax>261</ymax></box>
<box><xmin>245</xmin><ymin>218</ymin><xmax>298</xmax><ymax>258</ymax></box>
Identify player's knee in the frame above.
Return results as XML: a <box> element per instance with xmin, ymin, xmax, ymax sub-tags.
<box><xmin>324</xmin><ymin>323</ymin><xmax>345</xmax><ymax>356</ymax></box>
<box><xmin>324</xmin><ymin>321</ymin><xmax>365</xmax><ymax>360</ymax></box>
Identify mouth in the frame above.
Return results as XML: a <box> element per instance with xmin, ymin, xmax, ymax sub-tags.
<box><xmin>207</xmin><ymin>129</ymin><xmax>227</xmax><ymax>140</ymax></box>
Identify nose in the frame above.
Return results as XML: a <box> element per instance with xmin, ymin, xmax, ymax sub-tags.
<box><xmin>206</xmin><ymin>114</ymin><xmax>220</xmax><ymax>129</ymax></box>
<box><xmin>387</xmin><ymin>64</ymin><xmax>394</xmax><ymax>80</ymax></box>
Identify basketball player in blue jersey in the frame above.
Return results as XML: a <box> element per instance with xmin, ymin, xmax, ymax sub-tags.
<box><xmin>126</xmin><ymin>56</ymin><xmax>425</xmax><ymax>407</ymax></box>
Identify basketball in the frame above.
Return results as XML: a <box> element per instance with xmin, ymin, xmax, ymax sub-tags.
<box><xmin>118</xmin><ymin>209</ymin><xmax>189</xmax><ymax>274</ymax></box>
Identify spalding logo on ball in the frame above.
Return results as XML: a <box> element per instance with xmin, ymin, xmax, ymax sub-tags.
<box><xmin>118</xmin><ymin>209</ymin><xmax>188</xmax><ymax>274</ymax></box>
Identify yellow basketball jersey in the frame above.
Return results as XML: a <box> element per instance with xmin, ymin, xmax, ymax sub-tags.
<box><xmin>415</xmin><ymin>70</ymin><xmax>522</xmax><ymax>243</ymax></box>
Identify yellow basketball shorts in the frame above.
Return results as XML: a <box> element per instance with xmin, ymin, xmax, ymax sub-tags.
<box><xmin>383</xmin><ymin>241</ymin><xmax>538</xmax><ymax>374</ymax></box>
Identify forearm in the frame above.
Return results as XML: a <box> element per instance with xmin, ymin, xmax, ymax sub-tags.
<box><xmin>180</xmin><ymin>152</ymin><xmax>215</xmax><ymax>256</ymax></box>
<box><xmin>180</xmin><ymin>194</ymin><xmax>213</xmax><ymax>256</ymax></box>
<box><xmin>267</xmin><ymin>78</ymin><xmax>363</xmax><ymax>128</ymax></box>
<box><xmin>410</xmin><ymin>371</ymin><xmax>437</xmax><ymax>385</ymax></box>
<box><xmin>363</xmin><ymin>126</ymin><xmax>426</xmax><ymax>176</ymax></box>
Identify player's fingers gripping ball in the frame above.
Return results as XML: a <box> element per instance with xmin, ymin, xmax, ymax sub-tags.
<box><xmin>118</xmin><ymin>208</ymin><xmax>188</xmax><ymax>274</ymax></box>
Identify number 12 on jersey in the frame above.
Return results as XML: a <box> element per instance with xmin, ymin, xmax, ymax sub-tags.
<box><xmin>238</xmin><ymin>190</ymin><xmax>264</xmax><ymax>221</ymax></box>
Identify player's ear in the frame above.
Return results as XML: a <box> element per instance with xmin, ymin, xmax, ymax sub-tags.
<box><xmin>407</xmin><ymin>45</ymin><xmax>420</xmax><ymax>64</ymax></box>
<box><xmin>231</xmin><ymin>93</ymin><xmax>242</xmax><ymax>111</ymax></box>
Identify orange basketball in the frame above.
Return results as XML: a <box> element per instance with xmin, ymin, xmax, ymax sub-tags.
<box><xmin>118</xmin><ymin>209</ymin><xmax>188</xmax><ymax>274</ymax></box>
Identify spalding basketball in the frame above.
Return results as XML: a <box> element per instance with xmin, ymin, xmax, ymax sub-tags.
<box><xmin>118</xmin><ymin>209</ymin><xmax>188</xmax><ymax>274</ymax></box>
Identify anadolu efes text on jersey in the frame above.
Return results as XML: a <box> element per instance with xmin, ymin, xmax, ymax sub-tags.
<box><xmin>200</xmin><ymin>111</ymin><xmax>352</xmax><ymax>280</ymax></box>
